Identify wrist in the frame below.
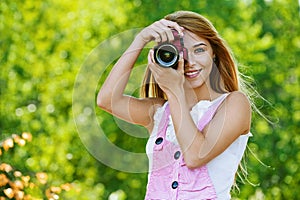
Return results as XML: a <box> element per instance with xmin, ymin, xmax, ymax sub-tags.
<box><xmin>165</xmin><ymin>86</ymin><xmax>185</xmax><ymax>103</ymax></box>
<box><xmin>134</xmin><ymin>33</ymin><xmax>148</xmax><ymax>48</ymax></box>
<box><xmin>124</xmin><ymin>35</ymin><xmax>146</xmax><ymax>59</ymax></box>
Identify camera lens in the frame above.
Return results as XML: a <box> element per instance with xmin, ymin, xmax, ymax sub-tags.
<box><xmin>158</xmin><ymin>47</ymin><xmax>175</xmax><ymax>63</ymax></box>
<box><xmin>154</xmin><ymin>44</ymin><xmax>179</xmax><ymax>68</ymax></box>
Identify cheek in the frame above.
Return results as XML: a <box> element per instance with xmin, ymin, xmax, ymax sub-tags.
<box><xmin>196</xmin><ymin>55</ymin><xmax>213</xmax><ymax>69</ymax></box>
<box><xmin>197</xmin><ymin>57</ymin><xmax>213</xmax><ymax>80</ymax></box>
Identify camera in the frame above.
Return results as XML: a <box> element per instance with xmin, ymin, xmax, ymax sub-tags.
<box><xmin>153</xmin><ymin>29</ymin><xmax>188</xmax><ymax>69</ymax></box>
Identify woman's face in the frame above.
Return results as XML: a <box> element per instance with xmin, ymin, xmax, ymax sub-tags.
<box><xmin>182</xmin><ymin>31</ymin><xmax>214</xmax><ymax>89</ymax></box>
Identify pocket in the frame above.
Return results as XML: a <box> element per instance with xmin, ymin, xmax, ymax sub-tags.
<box><xmin>145</xmin><ymin>175</ymin><xmax>172</xmax><ymax>199</ymax></box>
<box><xmin>151</xmin><ymin>139</ymin><xmax>174</xmax><ymax>175</ymax></box>
<box><xmin>179</xmin><ymin>165</ymin><xmax>216</xmax><ymax>193</ymax></box>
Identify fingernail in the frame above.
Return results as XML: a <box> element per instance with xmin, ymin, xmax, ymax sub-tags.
<box><xmin>180</xmin><ymin>28</ymin><xmax>184</xmax><ymax>36</ymax></box>
<box><xmin>180</xmin><ymin>51</ymin><xmax>183</xmax><ymax>58</ymax></box>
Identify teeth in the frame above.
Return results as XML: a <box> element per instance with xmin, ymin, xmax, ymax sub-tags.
<box><xmin>186</xmin><ymin>71</ymin><xmax>198</xmax><ymax>76</ymax></box>
<box><xmin>185</xmin><ymin>69</ymin><xmax>201</xmax><ymax>77</ymax></box>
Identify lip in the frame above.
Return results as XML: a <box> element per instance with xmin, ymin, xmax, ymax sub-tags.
<box><xmin>184</xmin><ymin>69</ymin><xmax>202</xmax><ymax>79</ymax></box>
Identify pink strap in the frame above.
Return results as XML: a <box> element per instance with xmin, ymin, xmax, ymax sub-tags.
<box><xmin>197</xmin><ymin>94</ymin><xmax>229</xmax><ymax>131</ymax></box>
<box><xmin>159</xmin><ymin>94</ymin><xmax>229</xmax><ymax>135</ymax></box>
<box><xmin>156</xmin><ymin>103</ymin><xmax>170</xmax><ymax>137</ymax></box>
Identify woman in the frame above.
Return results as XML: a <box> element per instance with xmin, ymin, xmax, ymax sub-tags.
<box><xmin>97</xmin><ymin>10</ymin><xmax>252</xmax><ymax>200</ymax></box>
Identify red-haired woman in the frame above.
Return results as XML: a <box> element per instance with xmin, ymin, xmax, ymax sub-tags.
<box><xmin>98</xmin><ymin>10</ymin><xmax>252</xmax><ymax>200</ymax></box>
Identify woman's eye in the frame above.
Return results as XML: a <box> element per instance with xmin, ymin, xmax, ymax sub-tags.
<box><xmin>194</xmin><ymin>48</ymin><xmax>205</xmax><ymax>53</ymax></box>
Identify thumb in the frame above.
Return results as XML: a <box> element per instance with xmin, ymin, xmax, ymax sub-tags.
<box><xmin>177</xmin><ymin>51</ymin><xmax>184</xmax><ymax>74</ymax></box>
<box><xmin>147</xmin><ymin>49</ymin><xmax>154</xmax><ymax>64</ymax></box>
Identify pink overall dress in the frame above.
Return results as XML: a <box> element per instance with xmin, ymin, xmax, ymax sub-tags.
<box><xmin>145</xmin><ymin>94</ymin><xmax>230</xmax><ymax>200</ymax></box>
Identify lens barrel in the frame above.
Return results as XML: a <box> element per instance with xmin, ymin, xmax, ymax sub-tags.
<box><xmin>154</xmin><ymin>43</ymin><xmax>179</xmax><ymax>69</ymax></box>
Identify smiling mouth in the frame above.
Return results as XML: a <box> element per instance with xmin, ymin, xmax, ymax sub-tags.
<box><xmin>184</xmin><ymin>69</ymin><xmax>202</xmax><ymax>78</ymax></box>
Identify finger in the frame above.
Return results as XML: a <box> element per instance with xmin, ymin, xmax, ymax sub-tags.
<box><xmin>160</xmin><ymin>19</ymin><xmax>184</xmax><ymax>36</ymax></box>
<box><xmin>149</xmin><ymin>49</ymin><xmax>164</xmax><ymax>74</ymax></box>
<box><xmin>147</xmin><ymin>29</ymin><xmax>161</xmax><ymax>43</ymax></box>
<box><xmin>165</xmin><ymin>28</ymin><xmax>174</xmax><ymax>41</ymax></box>
<box><xmin>156</xmin><ymin>28</ymin><xmax>176</xmax><ymax>43</ymax></box>
<box><xmin>153</xmin><ymin>33</ymin><xmax>161</xmax><ymax>43</ymax></box>
<box><xmin>152</xmin><ymin>25</ymin><xmax>167</xmax><ymax>43</ymax></box>
<box><xmin>177</xmin><ymin>52</ymin><xmax>185</xmax><ymax>74</ymax></box>
<box><xmin>149</xmin><ymin>49</ymin><xmax>155</xmax><ymax>63</ymax></box>
<box><xmin>154</xmin><ymin>20</ymin><xmax>178</xmax><ymax>42</ymax></box>
<box><xmin>148</xmin><ymin>49</ymin><xmax>161</xmax><ymax>74</ymax></box>
<box><xmin>147</xmin><ymin>53</ymin><xmax>158</xmax><ymax>80</ymax></box>
<box><xmin>147</xmin><ymin>49</ymin><xmax>153</xmax><ymax>64</ymax></box>
<box><xmin>158</xmin><ymin>30</ymin><xmax>168</xmax><ymax>43</ymax></box>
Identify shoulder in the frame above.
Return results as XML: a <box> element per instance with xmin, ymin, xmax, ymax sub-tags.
<box><xmin>226</xmin><ymin>91</ymin><xmax>251</xmax><ymax>110</ymax></box>
<box><xmin>224</xmin><ymin>91</ymin><xmax>251</xmax><ymax>133</ymax></box>
<box><xmin>214</xmin><ymin>91</ymin><xmax>250</xmax><ymax>114</ymax></box>
<box><xmin>214</xmin><ymin>91</ymin><xmax>251</xmax><ymax>119</ymax></box>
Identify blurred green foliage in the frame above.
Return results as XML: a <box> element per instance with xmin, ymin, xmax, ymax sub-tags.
<box><xmin>0</xmin><ymin>0</ymin><xmax>299</xmax><ymax>199</ymax></box>
<box><xmin>0</xmin><ymin>132</ymin><xmax>73</xmax><ymax>199</ymax></box>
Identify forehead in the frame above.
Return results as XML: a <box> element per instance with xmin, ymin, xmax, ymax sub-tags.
<box><xmin>182</xmin><ymin>31</ymin><xmax>210</xmax><ymax>47</ymax></box>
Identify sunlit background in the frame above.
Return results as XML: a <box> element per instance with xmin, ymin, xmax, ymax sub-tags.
<box><xmin>1</xmin><ymin>0</ymin><xmax>299</xmax><ymax>199</ymax></box>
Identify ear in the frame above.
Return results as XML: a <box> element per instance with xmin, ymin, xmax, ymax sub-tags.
<box><xmin>213</xmin><ymin>54</ymin><xmax>217</xmax><ymax>62</ymax></box>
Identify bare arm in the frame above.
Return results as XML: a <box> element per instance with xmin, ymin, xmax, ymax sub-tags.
<box><xmin>97</xmin><ymin>19</ymin><xmax>183</xmax><ymax>131</ymax></box>
<box><xmin>97</xmin><ymin>35</ymin><xmax>159</xmax><ymax>130</ymax></box>
<box><xmin>148</xmin><ymin>51</ymin><xmax>251</xmax><ymax>169</ymax></box>
<box><xmin>168</xmin><ymin>90</ymin><xmax>251</xmax><ymax>169</ymax></box>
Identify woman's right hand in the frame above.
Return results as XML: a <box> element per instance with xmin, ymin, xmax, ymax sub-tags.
<box><xmin>137</xmin><ymin>19</ymin><xmax>184</xmax><ymax>44</ymax></box>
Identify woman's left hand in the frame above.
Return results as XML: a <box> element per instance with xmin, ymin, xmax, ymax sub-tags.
<box><xmin>147</xmin><ymin>49</ymin><xmax>185</xmax><ymax>96</ymax></box>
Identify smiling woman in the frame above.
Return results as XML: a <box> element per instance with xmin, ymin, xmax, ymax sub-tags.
<box><xmin>181</xmin><ymin>32</ymin><xmax>214</xmax><ymax>89</ymax></box>
<box><xmin>97</xmin><ymin>10</ymin><xmax>252</xmax><ymax>200</ymax></box>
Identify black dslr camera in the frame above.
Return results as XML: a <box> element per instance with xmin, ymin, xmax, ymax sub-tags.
<box><xmin>153</xmin><ymin>29</ymin><xmax>188</xmax><ymax>69</ymax></box>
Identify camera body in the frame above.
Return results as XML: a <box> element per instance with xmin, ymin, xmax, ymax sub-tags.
<box><xmin>153</xmin><ymin>29</ymin><xmax>188</xmax><ymax>69</ymax></box>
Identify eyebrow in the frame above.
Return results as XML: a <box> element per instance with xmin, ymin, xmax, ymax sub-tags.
<box><xmin>193</xmin><ymin>43</ymin><xmax>207</xmax><ymax>48</ymax></box>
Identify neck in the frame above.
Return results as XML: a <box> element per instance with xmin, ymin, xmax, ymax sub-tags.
<box><xmin>184</xmin><ymin>82</ymin><xmax>223</xmax><ymax>109</ymax></box>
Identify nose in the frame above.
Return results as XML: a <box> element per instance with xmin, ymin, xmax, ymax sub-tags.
<box><xmin>185</xmin><ymin>52</ymin><xmax>196</xmax><ymax>67</ymax></box>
